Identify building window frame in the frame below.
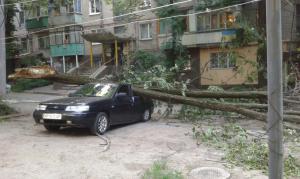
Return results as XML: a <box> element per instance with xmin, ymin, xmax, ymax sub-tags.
<box><xmin>89</xmin><ymin>0</ymin><xmax>101</xmax><ymax>15</ymax></box>
<box><xmin>19</xmin><ymin>38</ymin><xmax>29</xmax><ymax>55</ymax></box>
<box><xmin>140</xmin><ymin>23</ymin><xmax>152</xmax><ymax>40</ymax></box>
<box><xmin>140</xmin><ymin>0</ymin><xmax>151</xmax><ymax>9</ymax></box>
<box><xmin>197</xmin><ymin>11</ymin><xmax>235</xmax><ymax>32</ymax></box>
<box><xmin>39</xmin><ymin>36</ymin><xmax>50</xmax><ymax>49</ymax></box>
<box><xmin>114</xmin><ymin>25</ymin><xmax>126</xmax><ymax>34</ymax></box>
<box><xmin>210</xmin><ymin>52</ymin><xmax>236</xmax><ymax>69</ymax></box>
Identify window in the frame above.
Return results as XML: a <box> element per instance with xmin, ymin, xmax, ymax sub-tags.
<box><xmin>159</xmin><ymin>20</ymin><xmax>171</xmax><ymax>34</ymax></box>
<box><xmin>39</xmin><ymin>36</ymin><xmax>50</xmax><ymax>49</ymax></box>
<box><xmin>89</xmin><ymin>0</ymin><xmax>101</xmax><ymax>15</ymax></box>
<box><xmin>197</xmin><ymin>11</ymin><xmax>236</xmax><ymax>31</ymax></box>
<box><xmin>114</xmin><ymin>26</ymin><xmax>126</xmax><ymax>34</ymax></box>
<box><xmin>140</xmin><ymin>23</ymin><xmax>152</xmax><ymax>40</ymax></box>
<box><xmin>197</xmin><ymin>15</ymin><xmax>211</xmax><ymax>31</ymax></box>
<box><xmin>19</xmin><ymin>11</ymin><xmax>25</xmax><ymax>27</ymax></box>
<box><xmin>50</xmin><ymin>26</ymin><xmax>83</xmax><ymax>45</ymax></box>
<box><xmin>74</xmin><ymin>0</ymin><xmax>81</xmax><ymax>13</ymax></box>
<box><xmin>116</xmin><ymin>85</ymin><xmax>130</xmax><ymax>96</ymax></box>
<box><xmin>140</xmin><ymin>0</ymin><xmax>151</xmax><ymax>8</ymax></box>
<box><xmin>68</xmin><ymin>0</ymin><xmax>81</xmax><ymax>13</ymax></box>
<box><xmin>20</xmin><ymin>38</ymin><xmax>28</xmax><ymax>54</ymax></box>
<box><xmin>27</xmin><ymin>5</ymin><xmax>48</xmax><ymax>19</ymax></box>
<box><xmin>55</xmin><ymin>33</ymin><xmax>63</xmax><ymax>45</ymax></box>
<box><xmin>210</xmin><ymin>52</ymin><xmax>235</xmax><ymax>69</ymax></box>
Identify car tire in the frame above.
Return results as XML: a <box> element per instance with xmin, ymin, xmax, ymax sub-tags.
<box><xmin>141</xmin><ymin>109</ymin><xmax>151</xmax><ymax>122</ymax></box>
<box><xmin>91</xmin><ymin>112</ymin><xmax>109</xmax><ymax>135</ymax></box>
<box><xmin>44</xmin><ymin>125</ymin><xmax>60</xmax><ymax>132</ymax></box>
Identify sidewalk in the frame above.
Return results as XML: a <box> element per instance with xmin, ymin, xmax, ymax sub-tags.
<box><xmin>23</xmin><ymin>85</ymin><xmax>78</xmax><ymax>96</ymax></box>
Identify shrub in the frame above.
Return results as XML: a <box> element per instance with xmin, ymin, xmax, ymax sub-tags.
<box><xmin>143</xmin><ymin>160</ymin><xmax>183</xmax><ymax>179</ymax></box>
<box><xmin>131</xmin><ymin>50</ymin><xmax>166</xmax><ymax>70</ymax></box>
<box><xmin>0</xmin><ymin>101</ymin><xmax>15</xmax><ymax>117</ymax></box>
<box><xmin>11</xmin><ymin>79</ymin><xmax>51</xmax><ymax>92</ymax></box>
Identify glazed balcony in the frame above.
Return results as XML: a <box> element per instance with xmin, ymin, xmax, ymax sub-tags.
<box><xmin>26</xmin><ymin>16</ymin><xmax>48</xmax><ymax>30</ymax></box>
<box><xmin>50</xmin><ymin>43</ymin><xmax>84</xmax><ymax>57</ymax></box>
<box><xmin>48</xmin><ymin>13</ymin><xmax>82</xmax><ymax>27</ymax></box>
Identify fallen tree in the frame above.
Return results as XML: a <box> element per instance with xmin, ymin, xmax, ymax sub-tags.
<box><xmin>7</xmin><ymin>67</ymin><xmax>300</xmax><ymax>124</ymax></box>
<box><xmin>132</xmin><ymin>87</ymin><xmax>300</xmax><ymax>124</ymax></box>
<box><xmin>150</xmin><ymin>88</ymin><xmax>267</xmax><ymax>99</ymax></box>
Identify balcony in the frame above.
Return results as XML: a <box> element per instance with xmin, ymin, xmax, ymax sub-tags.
<box><xmin>50</xmin><ymin>43</ymin><xmax>84</xmax><ymax>57</ymax></box>
<box><xmin>182</xmin><ymin>29</ymin><xmax>237</xmax><ymax>46</ymax></box>
<box><xmin>173</xmin><ymin>0</ymin><xmax>195</xmax><ymax>10</ymax></box>
<box><xmin>25</xmin><ymin>16</ymin><xmax>48</xmax><ymax>30</ymax></box>
<box><xmin>48</xmin><ymin>13</ymin><xmax>82</xmax><ymax>27</ymax></box>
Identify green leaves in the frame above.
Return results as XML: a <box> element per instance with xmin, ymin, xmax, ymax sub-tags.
<box><xmin>0</xmin><ymin>100</ymin><xmax>15</xmax><ymax>117</ymax></box>
<box><xmin>193</xmin><ymin>123</ymin><xmax>300</xmax><ymax>177</ymax></box>
<box><xmin>143</xmin><ymin>160</ymin><xmax>183</xmax><ymax>179</ymax></box>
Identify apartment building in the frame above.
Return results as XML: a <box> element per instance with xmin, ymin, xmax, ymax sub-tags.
<box><xmin>13</xmin><ymin>0</ymin><xmax>110</xmax><ymax>73</ymax></box>
<box><xmin>12</xmin><ymin>0</ymin><xmax>299</xmax><ymax>86</ymax></box>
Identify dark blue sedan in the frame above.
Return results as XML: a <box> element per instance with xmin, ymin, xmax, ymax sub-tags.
<box><xmin>33</xmin><ymin>83</ymin><xmax>153</xmax><ymax>135</ymax></box>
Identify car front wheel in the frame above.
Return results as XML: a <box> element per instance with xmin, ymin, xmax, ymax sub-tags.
<box><xmin>142</xmin><ymin>109</ymin><xmax>151</xmax><ymax>122</ymax></box>
<box><xmin>91</xmin><ymin>112</ymin><xmax>109</xmax><ymax>135</ymax></box>
<box><xmin>44</xmin><ymin>125</ymin><xmax>60</xmax><ymax>132</ymax></box>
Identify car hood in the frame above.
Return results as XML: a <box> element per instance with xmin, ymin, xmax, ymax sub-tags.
<box><xmin>41</xmin><ymin>97</ymin><xmax>109</xmax><ymax>105</ymax></box>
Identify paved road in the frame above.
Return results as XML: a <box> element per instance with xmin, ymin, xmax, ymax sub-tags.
<box><xmin>0</xmin><ymin>90</ymin><xmax>267</xmax><ymax>179</ymax></box>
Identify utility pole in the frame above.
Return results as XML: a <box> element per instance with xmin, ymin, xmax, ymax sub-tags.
<box><xmin>266</xmin><ymin>0</ymin><xmax>284</xmax><ymax>178</ymax></box>
<box><xmin>0</xmin><ymin>0</ymin><xmax>6</xmax><ymax>95</ymax></box>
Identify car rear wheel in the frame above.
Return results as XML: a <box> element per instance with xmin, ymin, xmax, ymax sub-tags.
<box><xmin>44</xmin><ymin>125</ymin><xmax>60</xmax><ymax>131</ymax></box>
<box><xmin>142</xmin><ymin>109</ymin><xmax>151</xmax><ymax>122</ymax></box>
<box><xmin>91</xmin><ymin>112</ymin><xmax>109</xmax><ymax>135</ymax></box>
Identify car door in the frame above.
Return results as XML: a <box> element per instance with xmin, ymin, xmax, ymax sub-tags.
<box><xmin>110</xmin><ymin>85</ymin><xmax>134</xmax><ymax>124</ymax></box>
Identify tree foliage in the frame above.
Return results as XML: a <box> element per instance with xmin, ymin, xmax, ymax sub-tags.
<box><xmin>154</xmin><ymin>0</ymin><xmax>189</xmax><ymax>68</ymax></box>
<box><xmin>196</xmin><ymin>0</ymin><xmax>243</xmax><ymax>10</ymax></box>
<box><xmin>5</xmin><ymin>0</ymin><xmax>19</xmax><ymax>59</ymax></box>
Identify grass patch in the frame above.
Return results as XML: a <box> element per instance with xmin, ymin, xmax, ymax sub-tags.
<box><xmin>143</xmin><ymin>160</ymin><xmax>183</xmax><ymax>179</ymax></box>
<box><xmin>193</xmin><ymin>123</ymin><xmax>300</xmax><ymax>177</ymax></box>
<box><xmin>11</xmin><ymin>79</ymin><xmax>51</xmax><ymax>92</ymax></box>
<box><xmin>0</xmin><ymin>101</ymin><xmax>15</xmax><ymax>118</ymax></box>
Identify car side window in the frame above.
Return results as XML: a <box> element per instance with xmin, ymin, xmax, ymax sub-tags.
<box><xmin>116</xmin><ymin>85</ymin><xmax>130</xmax><ymax>96</ymax></box>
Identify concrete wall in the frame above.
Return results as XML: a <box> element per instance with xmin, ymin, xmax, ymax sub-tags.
<box><xmin>200</xmin><ymin>45</ymin><xmax>258</xmax><ymax>86</ymax></box>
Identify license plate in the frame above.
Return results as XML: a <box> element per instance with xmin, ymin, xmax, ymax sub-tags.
<box><xmin>43</xmin><ymin>113</ymin><xmax>62</xmax><ymax>120</ymax></box>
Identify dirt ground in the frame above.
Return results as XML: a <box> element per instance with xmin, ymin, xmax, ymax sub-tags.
<box><xmin>0</xmin><ymin>92</ymin><xmax>269</xmax><ymax>179</ymax></box>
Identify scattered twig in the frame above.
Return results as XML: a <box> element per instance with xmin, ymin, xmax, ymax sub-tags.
<box><xmin>0</xmin><ymin>113</ymin><xmax>29</xmax><ymax>120</ymax></box>
<box><xmin>96</xmin><ymin>133</ymin><xmax>111</xmax><ymax>152</ymax></box>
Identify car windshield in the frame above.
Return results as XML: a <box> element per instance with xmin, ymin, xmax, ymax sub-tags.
<box><xmin>73</xmin><ymin>84</ymin><xmax>117</xmax><ymax>97</ymax></box>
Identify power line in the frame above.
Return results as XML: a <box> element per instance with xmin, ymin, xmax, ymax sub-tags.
<box><xmin>1</xmin><ymin>0</ymin><xmax>193</xmax><ymax>41</ymax></box>
<box><xmin>2</xmin><ymin>0</ymin><xmax>262</xmax><ymax>46</ymax></box>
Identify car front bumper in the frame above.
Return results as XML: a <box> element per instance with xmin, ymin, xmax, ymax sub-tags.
<box><xmin>33</xmin><ymin>110</ymin><xmax>97</xmax><ymax>128</ymax></box>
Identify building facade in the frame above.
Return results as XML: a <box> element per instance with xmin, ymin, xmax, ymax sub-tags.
<box><xmin>12</xmin><ymin>0</ymin><xmax>300</xmax><ymax>87</ymax></box>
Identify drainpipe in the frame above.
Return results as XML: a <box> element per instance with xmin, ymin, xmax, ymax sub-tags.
<box><xmin>76</xmin><ymin>54</ymin><xmax>79</xmax><ymax>68</ymax></box>
<box><xmin>63</xmin><ymin>56</ymin><xmax>66</xmax><ymax>73</ymax></box>
<box><xmin>115</xmin><ymin>40</ymin><xmax>118</xmax><ymax>68</ymax></box>
<box><xmin>90</xmin><ymin>42</ymin><xmax>94</xmax><ymax>68</ymax></box>
<box><xmin>50</xmin><ymin>57</ymin><xmax>53</xmax><ymax>67</ymax></box>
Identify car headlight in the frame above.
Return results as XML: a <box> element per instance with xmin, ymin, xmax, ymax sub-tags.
<box><xmin>65</xmin><ymin>105</ymin><xmax>90</xmax><ymax>112</ymax></box>
<box><xmin>36</xmin><ymin>105</ymin><xmax>47</xmax><ymax>111</ymax></box>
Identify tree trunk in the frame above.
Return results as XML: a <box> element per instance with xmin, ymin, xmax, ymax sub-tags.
<box><xmin>150</xmin><ymin>88</ymin><xmax>267</xmax><ymax>99</ymax></box>
<box><xmin>132</xmin><ymin>87</ymin><xmax>300</xmax><ymax>123</ymax></box>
